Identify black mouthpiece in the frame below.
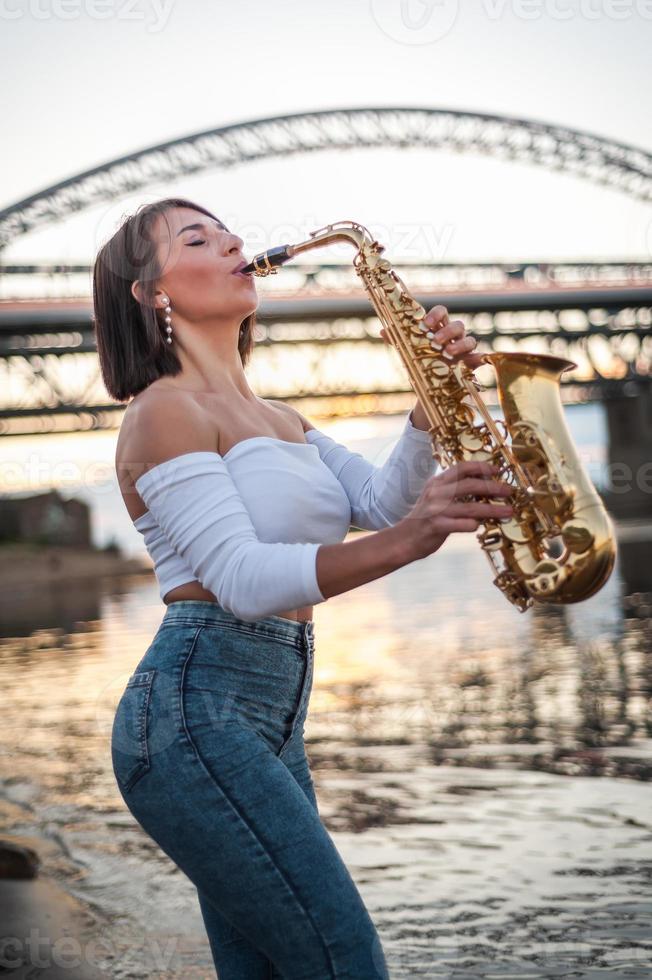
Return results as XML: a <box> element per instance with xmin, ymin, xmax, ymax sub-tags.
<box><xmin>240</xmin><ymin>245</ymin><xmax>292</xmax><ymax>276</ymax></box>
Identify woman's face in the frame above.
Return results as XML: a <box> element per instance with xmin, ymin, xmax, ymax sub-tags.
<box><xmin>150</xmin><ymin>206</ymin><xmax>258</xmax><ymax>322</ymax></box>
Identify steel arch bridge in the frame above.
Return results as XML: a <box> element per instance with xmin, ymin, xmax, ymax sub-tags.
<box><xmin>1</xmin><ymin>107</ymin><xmax>651</xmax><ymax>250</ymax></box>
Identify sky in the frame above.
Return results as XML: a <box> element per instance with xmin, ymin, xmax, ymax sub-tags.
<box><xmin>0</xmin><ymin>0</ymin><xmax>651</xmax><ymax>267</ymax></box>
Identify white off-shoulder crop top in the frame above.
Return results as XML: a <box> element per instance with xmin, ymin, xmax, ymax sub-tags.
<box><xmin>132</xmin><ymin>414</ymin><xmax>437</xmax><ymax>621</ymax></box>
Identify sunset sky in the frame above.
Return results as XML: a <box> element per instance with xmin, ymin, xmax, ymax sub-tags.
<box><xmin>0</xmin><ymin>0</ymin><xmax>650</xmax><ymax>269</ymax></box>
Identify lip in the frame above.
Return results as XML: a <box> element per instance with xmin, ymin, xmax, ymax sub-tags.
<box><xmin>231</xmin><ymin>260</ymin><xmax>252</xmax><ymax>277</ymax></box>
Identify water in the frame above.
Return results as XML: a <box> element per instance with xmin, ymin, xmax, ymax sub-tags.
<box><xmin>1</xmin><ymin>403</ymin><xmax>651</xmax><ymax>978</ymax></box>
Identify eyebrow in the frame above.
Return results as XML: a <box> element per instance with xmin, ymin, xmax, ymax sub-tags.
<box><xmin>176</xmin><ymin>220</ymin><xmax>227</xmax><ymax>237</ymax></box>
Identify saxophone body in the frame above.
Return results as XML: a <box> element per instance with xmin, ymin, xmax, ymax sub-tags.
<box><xmin>243</xmin><ymin>221</ymin><xmax>616</xmax><ymax>612</ymax></box>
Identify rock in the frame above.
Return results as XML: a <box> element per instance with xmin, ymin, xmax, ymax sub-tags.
<box><xmin>0</xmin><ymin>837</ymin><xmax>41</xmax><ymax>879</ymax></box>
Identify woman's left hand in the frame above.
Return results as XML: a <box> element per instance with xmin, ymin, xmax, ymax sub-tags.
<box><xmin>380</xmin><ymin>304</ymin><xmax>484</xmax><ymax>369</ymax></box>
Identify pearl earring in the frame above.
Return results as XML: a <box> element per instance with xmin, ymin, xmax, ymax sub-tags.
<box><xmin>161</xmin><ymin>296</ymin><xmax>172</xmax><ymax>345</ymax></box>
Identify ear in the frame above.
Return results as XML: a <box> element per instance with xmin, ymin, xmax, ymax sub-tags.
<box><xmin>131</xmin><ymin>279</ymin><xmax>145</xmax><ymax>305</ymax></box>
<box><xmin>131</xmin><ymin>281</ymin><xmax>168</xmax><ymax>310</ymax></box>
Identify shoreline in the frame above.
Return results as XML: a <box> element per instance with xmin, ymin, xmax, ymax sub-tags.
<box><xmin>0</xmin><ymin>853</ymin><xmax>110</xmax><ymax>979</ymax></box>
<box><xmin>2</xmin><ymin>756</ymin><xmax>651</xmax><ymax>978</ymax></box>
<box><xmin>0</xmin><ymin>815</ymin><xmax>112</xmax><ymax>979</ymax></box>
<box><xmin>0</xmin><ymin>542</ymin><xmax>151</xmax><ymax>590</ymax></box>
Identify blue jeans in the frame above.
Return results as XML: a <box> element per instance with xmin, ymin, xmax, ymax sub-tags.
<box><xmin>111</xmin><ymin>600</ymin><xmax>389</xmax><ymax>979</ymax></box>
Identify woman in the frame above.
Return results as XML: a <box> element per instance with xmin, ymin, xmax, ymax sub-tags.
<box><xmin>95</xmin><ymin>196</ymin><xmax>513</xmax><ymax>979</ymax></box>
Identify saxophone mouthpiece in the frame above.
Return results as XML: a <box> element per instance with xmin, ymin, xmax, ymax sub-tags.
<box><xmin>240</xmin><ymin>245</ymin><xmax>294</xmax><ymax>276</ymax></box>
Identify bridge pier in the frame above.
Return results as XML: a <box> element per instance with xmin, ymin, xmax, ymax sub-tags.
<box><xmin>603</xmin><ymin>381</ymin><xmax>652</xmax><ymax>520</ymax></box>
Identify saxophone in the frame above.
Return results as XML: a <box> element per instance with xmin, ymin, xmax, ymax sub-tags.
<box><xmin>242</xmin><ymin>220</ymin><xmax>616</xmax><ymax>612</ymax></box>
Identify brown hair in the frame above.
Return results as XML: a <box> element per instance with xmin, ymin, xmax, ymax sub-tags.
<box><xmin>92</xmin><ymin>196</ymin><xmax>256</xmax><ymax>401</ymax></box>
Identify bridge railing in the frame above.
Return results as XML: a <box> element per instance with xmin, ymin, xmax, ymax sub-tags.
<box><xmin>1</xmin><ymin>260</ymin><xmax>651</xmax><ymax>301</ymax></box>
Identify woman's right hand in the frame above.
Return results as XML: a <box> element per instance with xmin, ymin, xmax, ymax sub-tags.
<box><xmin>399</xmin><ymin>460</ymin><xmax>515</xmax><ymax>560</ymax></box>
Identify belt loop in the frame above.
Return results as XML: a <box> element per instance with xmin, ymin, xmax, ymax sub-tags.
<box><xmin>303</xmin><ymin>620</ymin><xmax>314</xmax><ymax>653</ymax></box>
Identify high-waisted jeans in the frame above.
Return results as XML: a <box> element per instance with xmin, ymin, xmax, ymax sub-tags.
<box><xmin>110</xmin><ymin>600</ymin><xmax>389</xmax><ymax>979</ymax></box>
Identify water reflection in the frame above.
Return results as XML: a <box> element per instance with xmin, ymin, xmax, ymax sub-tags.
<box><xmin>0</xmin><ymin>407</ymin><xmax>650</xmax><ymax>978</ymax></box>
<box><xmin>302</xmin><ymin>536</ymin><xmax>652</xmax><ymax>788</ymax></box>
<box><xmin>0</xmin><ymin>537</ymin><xmax>649</xmax><ymax>976</ymax></box>
<box><xmin>0</xmin><ymin>570</ymin><xmax>154</xmax><ymax>637</ymax></box>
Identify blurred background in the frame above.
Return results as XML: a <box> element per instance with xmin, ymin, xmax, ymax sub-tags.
<box><xmin>0</xmin><ymin>1</ymin><xmax>651</xmax><ymax>977</ymax></box>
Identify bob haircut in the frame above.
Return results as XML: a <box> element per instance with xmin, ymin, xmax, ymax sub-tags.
<box><xmin>92</xmin><ymin>196</ymin><xmax>256</xmax><ymax>402</ymax></box>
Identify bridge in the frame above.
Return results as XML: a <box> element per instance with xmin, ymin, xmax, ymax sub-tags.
<box><xmin>0</xmin><ymin>107</ymin><xmax>650</xmax><ymax>515</ymax></box>
<box><xmin>1</xmin><ymin>107</ymin><xmax>651</xmax><ymax>248</ymax></box>
<box><xmin>1</xmin><ymin>259</ymin><xmax>650</xmax><ymax>425</ymax></box>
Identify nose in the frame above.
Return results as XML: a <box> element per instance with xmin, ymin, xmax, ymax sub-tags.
<box><xmin>224</xmin><ymin>233</ymin><xmax>245</xmax><ymax>255</ymax></box>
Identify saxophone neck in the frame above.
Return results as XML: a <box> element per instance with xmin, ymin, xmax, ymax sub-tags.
<box><xmin>291</xmin><ymin>221</ymin><xmax>374</xmax><ymax>257</ymax></box>
<box><xmin>243</xmin><ymin>221</ymin><xmax>378</xmax><ymax>275</ymax></box>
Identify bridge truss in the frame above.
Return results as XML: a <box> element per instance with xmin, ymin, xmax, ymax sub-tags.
<box><xmin>1</xmin><ymin>107</ymin><xmax>651</xmax><ymax>249</ymax></box>
<box><xmin>0</xmin><ymin>268</ymin><xmax>650</xmax><ymax>436</ymax></box>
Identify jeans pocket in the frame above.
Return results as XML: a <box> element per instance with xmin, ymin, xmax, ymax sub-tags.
<box><xmin>111</xmin><ymin>669</ymin><xmax>156</xmax><ymax>794</ymax></box>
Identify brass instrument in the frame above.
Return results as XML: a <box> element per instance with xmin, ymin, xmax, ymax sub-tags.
<box><xmin>242</xmin><ymin>221</ymin><xmax>616</xmax><ymax>612</ymax></box>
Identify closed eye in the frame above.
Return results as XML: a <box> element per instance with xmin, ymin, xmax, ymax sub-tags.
<box><xmin>187</xmin><ymin>239</ymin><xmax>205</xmax><ymax>246</ymax></box>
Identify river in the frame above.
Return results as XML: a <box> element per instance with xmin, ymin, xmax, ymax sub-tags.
<box><xmin>0</xmin><ymin>402</ymin><xmax>650</xmax><ymax>978</ymax></box>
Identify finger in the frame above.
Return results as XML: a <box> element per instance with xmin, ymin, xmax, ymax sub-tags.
<box><xmin>445</xmin><ymin>336</ymin><xmax>477</xmax><ymax>356</ymax></box>
<box><xmin>438</xmin><ymin>516</ymin><xmax>480</xmax><ymax>533</ymax></box>
<box><xmin>436</xmin><ymin>460</ymin><xmax>500</xmax><ymax>482</ymax></box>
<box><xmin>461</xmin><ymin>352</ymin><xmax>486</xmax><ymax>369</ymax></box>
<box><xmin>424</xmin><ymin>305</ymin><xmax>449</xmax><ymax>328</ymax></box>
<box><xmin>444</xmin><ymin>501</ymin><xmax>514</xmax><ymax>519</ymax></box>
<box><xmin>433</xmin><ymin>320</ymin><xmax>465</xmax><ymax>345</ymax></box>
<box><xmin>446</xmin><ymin>477</ymin><xmax>514</xmax><ymax>498</ymax></box>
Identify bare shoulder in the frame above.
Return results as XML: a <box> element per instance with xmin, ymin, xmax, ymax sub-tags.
<box><xmin>265</xmin><ymin>398</ymin><xmax>316</xmax><ymax>433</ymax></box>
<box><xmin>117</xmin><ymin>387</ymin><xmax>218</xmax><ymax>483</ymax></box>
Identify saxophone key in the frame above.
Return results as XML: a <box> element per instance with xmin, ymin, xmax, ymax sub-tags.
<box><xmin>561</xmin><ymin>518</ymin><xmax>595</xmax><ymax>555</ymax></box>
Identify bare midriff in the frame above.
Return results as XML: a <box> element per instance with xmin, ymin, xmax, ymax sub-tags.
<box><xmin>162</xmin><ymin>580</ymin><xmax>313</xmax><ymax>623</ymax></box>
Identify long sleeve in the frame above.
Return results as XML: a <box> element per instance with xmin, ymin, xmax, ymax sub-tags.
<box><xmin>134</xmin><ymin>451</ymin><xmax>325</xmax><ymax>622</ymax></box>
<box><xmin>304</xmin><ymin>413</ymin><xmax>438</xmax><ymax>531</ymax></box>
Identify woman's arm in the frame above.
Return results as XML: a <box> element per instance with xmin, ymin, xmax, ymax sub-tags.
<box><xmin>285</xmin><ymin>304</ymin><xmax>483</xmax><ymax>530</ymax></box>
<box><xmin>270</xmin><ymin>398</ymin><xmax>438</xmax><ymax>530</ymax></box>
<box><xmin>303</xmin><ymin>415</ymin><xmax>438</xmax><ymax>531</ymax></box>
<box><xmin>126</xmin><ymin>393</ymin><xmax>513</xmax><ymax>620</ymax></box>
<box><xmin>125</xmin><ymin>394</ymin><xmax>428</xmax><ymax>621</ymax></box>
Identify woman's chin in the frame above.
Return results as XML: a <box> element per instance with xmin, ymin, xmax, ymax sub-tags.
<box><xmin>234</xmin><ymin>277</ymin><xmax>258</xmax><ymax>307</ymax></box>
<box><xmin>244</xmin><ymin>295</ymin><xmax>259</xmax><ymax>316</ymax></box>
